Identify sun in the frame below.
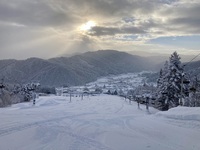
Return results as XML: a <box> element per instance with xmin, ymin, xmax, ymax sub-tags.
<box><xmin>80</xmin><ymin>21</ymin><xmax>96</xmax><ymax>31</ymax></box>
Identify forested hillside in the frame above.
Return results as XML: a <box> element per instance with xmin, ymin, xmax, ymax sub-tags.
<box><xmin>0</xmin><ymin>50</ymin><xmax>156</xmax><ymax>87</ymax></box>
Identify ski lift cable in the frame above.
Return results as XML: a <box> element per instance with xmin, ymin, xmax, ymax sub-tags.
<box><xmin>183</xmin><ymin>52</ymin><xmax>200</xmax><ymax>67</ymax></box>
<box><xmin>182</xmin><ymin>52</ymin><xmax>200</xmax><ymax>81</ymax></box>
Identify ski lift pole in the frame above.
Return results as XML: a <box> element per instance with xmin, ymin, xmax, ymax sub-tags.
<box><xmin>180</xmin><ymin>71</ymin><xmax>184</xmax><ymax>106</ymax></box>
<box><xmin>180</xmin><ymin>65</ymin><xmax>190</xmax><ymax>106</ymax></box>
<box><xmin>70</xmin><ymin>92</ymin><xmax>72</xmax><ymax>102</ymax></box>
<box><xmin>194</xmin><ymin>75</ymin><xmax>198</xmax><ymax>107</ymax></box>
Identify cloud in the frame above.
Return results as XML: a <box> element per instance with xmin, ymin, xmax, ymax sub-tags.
<box><xmin>76</xmin><ymin>0</ymin><xmax>200</xmax><ymax>41</ymax></box>
<box><xmin>0</xmin><ymin>0</ymin><xmax>77</xmax><ymax>28</ymax></box>
<box><xmin>0</xmin><ymin>0</ymin><xmax>200</xmax><ymax>59</ymax></box>
<box><xmin>88</xmin><ymin>26</ymin><xmax>146</xmax><ymax>36</ymax></box>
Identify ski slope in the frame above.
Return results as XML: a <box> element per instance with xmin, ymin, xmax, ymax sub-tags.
<box><xmin>0</xmin><ymin>95</ymin><xmax>200</xmax><ymax>150</ymax></box>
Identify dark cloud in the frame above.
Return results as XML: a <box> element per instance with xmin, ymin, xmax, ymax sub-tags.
<box><xmin>0</xmin><ymin>0</ymin><xmax>74</xmax><ymax>27</ymax></box>
<box><xmin>160</xmin><ymin>2</ymin><xmax>200</xmax><ymax>34</ymax></box>
<box><xmin>55</xmin><ymin>0</ymin><xmax>173</xmax><ymax>21</ymax></box>
<box><xmin>88</xmin><ymin>26</ymin><xmax>146</xmax><ymax>36</ymax></box>
<box><xmin>170</xmin><ymin>17</ymin><xmax>200</xmax><ymax>29</ymax></box>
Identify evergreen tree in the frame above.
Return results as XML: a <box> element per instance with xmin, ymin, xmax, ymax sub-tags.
<box><xmin>155</xmin><ymin>61</ymin><xmax>169</xmax><ymax>110</ymax></box>
<box><xmin>167</xmin><ymin>52</ymin><xmax>184</xmax><ymax>107</ymax></box>
<box><xmin>163</xmin><ymin>60</ymin><xmax>169</xmax><ymax>75</ymax></box>
<box><xmin>113</xmin><ymin>90</ymin><xmax>118</xmax><ymax>95</ymax></box>
<box><xmin>95</xmin><ymin>87</ymin><xmax>103</xmax><ymax>94</ymax></box>
<box><xmin>20</xmin><ymin>83</ymin><xmax>40</xmax><ymax>102</ymax></box>
<box><xmin>156</xmin><ymin>52</ymin><xmax>189</xmax><ymax>110</ymax></box>
<box><xmin>107</xmin><ymin>89</ymin><xmax>111</xmax><ymax>95</ymax></box>
<box><xmin>157</xmin><ymin>69</ymin><xmax>163</xmax><ymax>89</ymax></box>
<box><xmin>118</xmin><ymin>89</ymin><xmax>124</xmax><ymax>96</ymax></box>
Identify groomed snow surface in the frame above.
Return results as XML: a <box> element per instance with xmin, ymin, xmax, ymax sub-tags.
<box><xmin>0</xmin><ymin>95</ymin><xmax>200</xmax><ymax>150</ymax></box>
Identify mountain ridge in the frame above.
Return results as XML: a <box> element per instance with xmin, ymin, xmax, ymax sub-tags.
<box><xmin>0</xmin><ymin>50</ymin><xmax>158</xmax><ymax>87</ymax></box>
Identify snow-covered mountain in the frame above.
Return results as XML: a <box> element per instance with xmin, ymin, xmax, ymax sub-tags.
<box><xmin>0</xmin><ymin>50</ymin><xmax>157</xmax><ymax>87</ymax></box>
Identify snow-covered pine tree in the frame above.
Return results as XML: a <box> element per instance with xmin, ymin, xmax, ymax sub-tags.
<box><xmin>118</xmin><ymin>89</ymin><xmax>125</xmax><ymax>97</ymax></box>
<box><xmin>166</xmin><ymin>52</ymin><xmax>182</xmax><ymax>107</ymax></box>
<box><xmin>155</xmin><ymin>61</ymin><xmax>170</xmax><ymax>110</ymax></box>
<box><xmin>157</xmin><ymin>69</ymin><xmax>163</xmax><ymax>89</ymax></box>
<box><xmin>156</xmin><ymin>52</ymin><xmax>189</xmax><ymax>110</ymax></box>
<box><xmin>155</xmin><ymin>69</ymin><xmax>164</xmax><ymax>110</ymax></box>
<box><xmin>20</xmin><ymin>83</ymin><xmax>40</xmax><ymax>102</ymax></box>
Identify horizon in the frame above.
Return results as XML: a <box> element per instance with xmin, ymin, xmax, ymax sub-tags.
<box><xmin>0</xmin><ymin>49</ymin><xmax>199</xmax><ymax>63</ymax></box>
<box><xmin>1</xmin><ymin>0</ymin><xmax>200</xmax><ymax>60</ymax></box>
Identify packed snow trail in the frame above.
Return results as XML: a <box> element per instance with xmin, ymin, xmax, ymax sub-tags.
<box><xmin>0</xmin><ymin>95</ymin><xmax>199</xmax><ymax>150</ymax></box>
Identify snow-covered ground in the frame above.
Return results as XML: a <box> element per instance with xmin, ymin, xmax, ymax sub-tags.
<box><xmin>0</xmin><ymin>95</ymin><xmax>200</xmax><ymax>150</ymax></box>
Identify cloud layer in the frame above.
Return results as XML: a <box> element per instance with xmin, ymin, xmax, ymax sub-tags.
<box><xmin>0</xmin><ymin>0</ymin><xmax>200</xmax><ymax>59</ymax></box>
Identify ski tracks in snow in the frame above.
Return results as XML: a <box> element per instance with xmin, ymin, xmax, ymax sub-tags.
<box><xmin>0</xmin><ymin>112</ymin><xmax>113</xmax><ymax>150</ymax></box>
<box><xmin>68</xmin><ymin>132</ymin><xmax>112</xmax><ymax>150</ymax></box>
<box><xmin>0</xmin><ymin>113</ymin><xmax>92</xmax><ymax>137</ymax></box>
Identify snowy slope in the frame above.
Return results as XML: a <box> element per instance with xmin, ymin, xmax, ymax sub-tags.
<box><xmin>0</xmin><ymin>95</ymin><xmax>200</xmax><ymax>150</ymax></box>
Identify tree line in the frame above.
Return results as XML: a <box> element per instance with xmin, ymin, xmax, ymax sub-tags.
<box><xmin>0</xmin><ymin>82</ymin><xmax>56</xmax><ymax>107</ymax></box>
<box><xmin>155</xmin><ymin>52</ymin><xmax>200</xmax><ymax>110</ymax></box>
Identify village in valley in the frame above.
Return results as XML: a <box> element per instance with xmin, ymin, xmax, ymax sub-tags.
<box><xmin>55</xmin><ymin>72</ymin><xmax>156</xmax><ymax>104</ymax></box>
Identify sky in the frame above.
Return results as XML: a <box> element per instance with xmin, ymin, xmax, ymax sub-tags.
<box><xmin>0</xmin><ymin>0</ymin><xmax>200</xmax><ymax>60</ymax></box>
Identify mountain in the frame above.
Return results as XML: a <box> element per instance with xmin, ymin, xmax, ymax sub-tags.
<box><xmin>0</xmin><ymin>50</ymin><xmax>157</xmax><ymax>87</ymax></box>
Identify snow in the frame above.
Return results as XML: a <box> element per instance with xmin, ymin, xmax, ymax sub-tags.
<box><xmin>0</xmin><ymin>94</ymin><xmax>200</xmax><ymax>150</ymax></box>
<box><xmin>66</xmin><ymin>72</ymin><xmax>147</xmax><ymax>94</ymax></box>
<box><xmin>157</xmin><ymin>106</ymin><xmax>200</xmax><ymax>121</ymax></box>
